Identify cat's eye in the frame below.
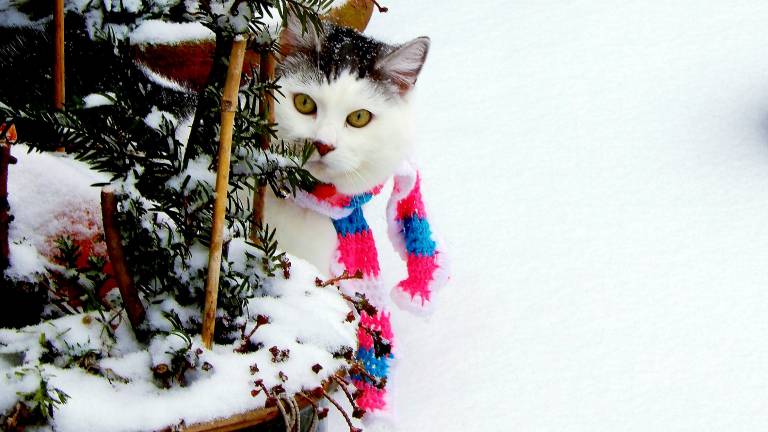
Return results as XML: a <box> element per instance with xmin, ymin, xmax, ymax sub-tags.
<box><xmin>346</xmin><ymin>109</ymin><xmax>372</xmax><ymax>128</ymax></box>
<box><xmin>293</xmin><ymin>93</ymin><xmax>317</xmax><ymax>115</ymax></box>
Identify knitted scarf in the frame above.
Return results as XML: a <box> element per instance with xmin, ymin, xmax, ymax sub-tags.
<box><xmin>290</xmin><ymin>161</ymin><xmax>447</xmax><ymax>415</ymax></box>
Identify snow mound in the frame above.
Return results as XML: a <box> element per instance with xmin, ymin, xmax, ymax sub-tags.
<box><xmin>0</xmin><ymin>253</ymin><xmax>356</xmax><ymax>431</ymax></box>
<box><xmin>6</xmin><ymin>146</ymin><xmax>109</xmax><ymax>282</ymax></box>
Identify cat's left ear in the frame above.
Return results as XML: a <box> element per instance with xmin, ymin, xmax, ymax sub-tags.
<box><xmin>375</xmin><ymin>37</ymin><xmax>430</xmax><ymax>95</ymax></box>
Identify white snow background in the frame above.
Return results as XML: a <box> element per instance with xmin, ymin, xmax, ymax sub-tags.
<box><xmin>330</xmin><ymin>1</ymin><xmax>768</xmax><ymax>431</ymax></box>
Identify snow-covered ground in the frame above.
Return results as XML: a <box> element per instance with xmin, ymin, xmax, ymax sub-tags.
<box><xmin>347</xmin><ymin>1</ymin><xmax>768</xmax><ymax>430</ymax></box>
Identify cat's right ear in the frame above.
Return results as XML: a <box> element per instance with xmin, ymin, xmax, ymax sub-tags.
<box><xmin>279</xmin><ymin>14</ymin><xmax>322</xmax><ymax>56</ymax></box>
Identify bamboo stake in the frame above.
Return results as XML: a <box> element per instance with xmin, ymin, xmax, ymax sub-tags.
<box><xmin>101</xmin><ymin>188</ymin><xmax>146</xmax><ymax>337</ymax></box>
<box><xmin>250</xmin><ymin>49</ymin><xmax>275</xmax><ymax>241</ymax></box>
<box><xmin>202</xmin><ymin>37</ymin><xmax>248</xmax><ymax>349</ymax></box>
<box><xmin>53</xmin><ymin>0</ymin><xmax>65</xmax><ymax>110</ymax></box>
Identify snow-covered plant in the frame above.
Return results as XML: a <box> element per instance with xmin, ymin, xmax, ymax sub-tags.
<box><xmin>0</xmin><ymin>0</ymin><xmax>373</xmax><ymax>430</ymax></box>
<box><xmin>1</xmin><ymin>2</ymin><xmax>323</xmax><ymax>333</ymax></box>
<box><xmin>2</xmin><ymin>366</ymin><xmax>70</xmax><ymax>431</ymax></box>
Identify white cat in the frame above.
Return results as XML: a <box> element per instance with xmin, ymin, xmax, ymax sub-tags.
<box><xmin>264</xmin><ymin>18</ymin><xmax>430</xmax><ymax>274</ymax></box>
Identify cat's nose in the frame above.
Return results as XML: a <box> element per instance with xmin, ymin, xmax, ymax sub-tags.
<box><xmin>313</xmin><ymin>140</ymin><xmax>336</xmax><ymax>157</ymax></box>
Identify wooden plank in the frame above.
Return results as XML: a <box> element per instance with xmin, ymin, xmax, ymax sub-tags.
<box><xmin>181</xmin><ymin>393</ymin><xmax>317</xmax><ymax>432</ymax></box>
<box><xmin>182</xmin><ymin>406</ymin><xmax>279</xmax><ymax>432</ymax></box>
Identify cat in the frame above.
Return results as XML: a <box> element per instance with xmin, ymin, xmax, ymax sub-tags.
<box><xmin>262</xmin><ymin>18</ymin><xmax>440</xmax><ymax>429</ymax></box>
<box><xmin>266</xmin><ymin>17</ymin><xmax>430</xmax><ymax>274</ymax></box>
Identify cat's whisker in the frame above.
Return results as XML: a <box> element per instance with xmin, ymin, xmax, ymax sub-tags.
<box><xmin>348</xmin><ymin>166</ymin><xmax>368</xmax><ymax>190</ymax></box>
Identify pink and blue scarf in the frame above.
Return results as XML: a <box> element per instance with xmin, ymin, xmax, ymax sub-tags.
<box><xmin>291</xmin><ymin>161</ymin><xmax>448</xmax><ymax>415</ymax></box>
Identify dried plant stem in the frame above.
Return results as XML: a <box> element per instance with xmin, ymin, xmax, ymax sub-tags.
<box><xmin>100</xmin><ymin>188</ymin><xmax>146</xmax><ymax>335</ymax></box>
<box><xmin>202</xmin><ymin>37</ymin><xmax>248</xmax><ymax>349</ymax></box>
<box><xmin>296</xmin><ymin>391</ymin><xmax>321</xmax><ymax>412</ymax></box>
<box><xmin>322</xmin><ymin>389</ymin><xmax>358</xmax><ymax>432</ymax></box>
<box><xmin>295</xmin><ymin>392</ymin><xmax>320</xmax><ymax>431</ymax></box>
<box><xmin>371</xmin><ymin>0</ymin><xmax>388</xmax><ymax>13</ymax></box>
<box><xmin>314</xmin><ymin>269</ymin><xmax>364</xmax><ymax>288</ymax></box>
<box><xmin>251</xmin><ymin>48</ymin><xmax>275</xmax><ymax>242</ymax></box>
<box><xmin>350</xmin><ymin>361</ymin><xmax>384</xmax><ymax>388</ymax></box>
<box><xmin>235</xmin><ymin>315</ymin><xmax>268</xmax><ymax>353</ymax></box>
<box><xmin>331</xmin><ymin>375</ymin><xmax>356</xmax><ymax>407</ymax></box>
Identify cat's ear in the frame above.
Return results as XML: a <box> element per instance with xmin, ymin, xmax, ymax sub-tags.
<box><xmin>279</xmin><ymin>14</ymin><xmax>322</xmax><ymax>55</ymax></box>
<box><xmin>375</xmin><ymin>37</ymin><xmax>430</xmax><ymax>94</ymax></box>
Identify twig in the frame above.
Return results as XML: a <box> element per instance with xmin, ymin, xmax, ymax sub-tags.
<box><xmin>101</xmin><ymin>188</ymin><xmax>146</xmax><ymax>338</ymax></box>
<box><xmin>202</xmin><ymin>36</ymin><xmax>248</xmax><ymax>349</ymax></box>
<box><xmin>234</xmin><ymin>314</ymin><xmax>269</xmax><ymax>353</ymax></box>
<box><xmin>314</xmin><ymin>269</ymin><xmax>363</xmax><ymax>288</ymax></box>
<box><xmin>295</xmin><ymin>392</ymin><xmax>321</xmax><ymax>428</ymax></box>
<box><xmin>333</xmin><ymin>374</ymin><xmax>367</xmax><ymax>419</ymax></box>
<box><xmin>371</xmin><ymin>0</ymin><xmax>388</xmax><ymax>13</ymax></box>
<box><xmin>322</xmin><ymin>389</ymin><xmax>360</xmax><ymax>432</ymax></box>
<box><xmin>331</xmin><ymin>374</ymin><xmax>356</xmax><ymax>407</ymax></box>
<box><xmin>349</xmin><ymin>361</ymin><xmax>385</xmax><ymax>389</ymax></box>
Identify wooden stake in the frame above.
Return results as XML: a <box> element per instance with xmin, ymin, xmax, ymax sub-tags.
<box><xmin>202</xmin><ymin>37</ymin><xmax>248</xmax><ymax>349</ymax></box>
<box><xmin>0</xmin><ymin>143</ymin><xmax>16</xmax><ymax>273</ymax></box>
<box><xmin>53</xmin><ymin>0</ymin><xmax>66</xmax><ymax>153</ymax></box>
<box><xmin>101</xmin><ymin>188</ymin><xmax>146</xmax><ymax>337</ymax></box>
<box><xmin>250</xmin><ymin>49</ymin><xmax>275</xmax><ymax>241</ymax></box>
<box><xmin>53</xmin><ymin>0</ymin><xmax>65</xmax><ymax>110</ymax></box>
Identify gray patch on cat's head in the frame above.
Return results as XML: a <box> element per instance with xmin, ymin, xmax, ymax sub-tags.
<box><xmin>278</xmin><ymin>18</ymin><xmax>430</xmax><ymax>97</ymax></box>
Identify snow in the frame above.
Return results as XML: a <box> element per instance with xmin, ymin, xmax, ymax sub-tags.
<box><xmin>6</xmin><ymin>146</ymin><xmax>109</xmax><ymax>268</ymax></box>
<box><xmin>5</xmin><ymin>241</ymin><xmax>46</xmax><ymax>282</ymax></box>
<box><xmin>144</xmin><ymin>106</ymin><xmax>178</xmax><ymax>130</ymax></box>
<box><xmin>138</xmin><ymin>63</ymin><xmax>191</xmax><ymax>93</ymax></box>
<box><xmin>328</xmin><ymin>1</ymin><xmax>768</xmax><ymax>430</ymax></box>
<box><xmin>2</xmin><ymin>145</ymin><xmax>357</xmax><ymax>431</ymax></box>
<box><xmin>165</xmin><ymin>155</ymin><xmax>214</xmax><ymax>194</ymax></box>
<box><xmin>83</xmin><ymin>93</ymin><xmax>115</xmax><ymax>108</ymax></box>
<box><xmin>0</xmin><ymin>0</ymin><xmax>42</xmax><ymax>28</ymax></box>
<box><xmin>129</xmin><ymin>20</ymin><xmax>214</xmax><ymax>45</ymax></box>
<box><xmin>0</xmin><ymin>255</ymin><xmax>356</xmax><ymax>431</ymax></box>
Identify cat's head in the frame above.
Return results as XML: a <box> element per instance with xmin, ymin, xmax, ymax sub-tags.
<box><xmin>274</xmin><ymin>18</ymin><xmax>430</xmax><ymax>195</ymax></box>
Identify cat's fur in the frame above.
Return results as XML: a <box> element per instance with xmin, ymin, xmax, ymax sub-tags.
<box><xmin>266</xmin><ymin>18</ymin><xmax>430</xmax><ymax>273</ymax></box>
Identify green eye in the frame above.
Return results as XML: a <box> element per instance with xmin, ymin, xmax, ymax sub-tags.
<box><xmin>293</xmin><ymin>93</ymin><xmax>316</xmax><ymax>114</ymax></box>
<box><xmin>346</xmin><ymin>109</ymin><xmax>372</xmax><ymax>128</ymax></box>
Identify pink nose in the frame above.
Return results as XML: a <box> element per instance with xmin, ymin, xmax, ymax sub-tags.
<box><xmin>313</xmin><ymin>140</ymin><xmax>335</xmax><ymax>156</ymax></box>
